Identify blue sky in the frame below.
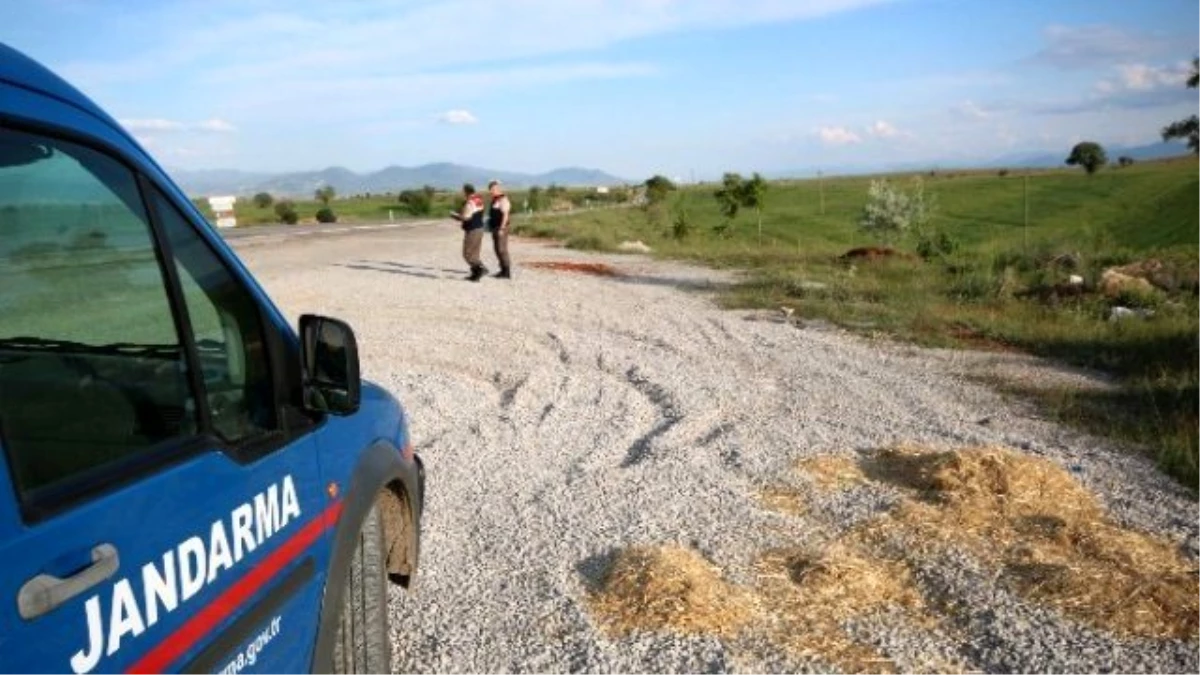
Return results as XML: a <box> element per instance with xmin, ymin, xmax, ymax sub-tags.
<box><xmin>3</xmin><ymin>0</ymin><xmax>1197</xmax><ymax>179</ymax></box>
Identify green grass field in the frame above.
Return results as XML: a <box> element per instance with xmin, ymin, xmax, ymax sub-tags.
<box><xmin>512</xmin><ymin>157</ymin><xmax>1200</xmax><ymax>487</ymax></box>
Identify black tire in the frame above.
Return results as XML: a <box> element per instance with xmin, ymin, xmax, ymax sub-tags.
<box><xmin>332</xmin><ymin>503</ymin><xmax>391</xmax><ymax>674</ymax></box>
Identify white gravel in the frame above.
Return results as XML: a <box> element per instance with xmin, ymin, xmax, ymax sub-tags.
<box><xmin>233</xmin><ymin>222</ymin><xmax>1198</xmax><ymax>674</ymax></box>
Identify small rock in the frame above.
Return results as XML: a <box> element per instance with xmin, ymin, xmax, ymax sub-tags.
<box><xmin>977</xmin><ymin>416</ymin><xmax>993</xmax><ymax>426</ymax></box>
<box><xmin>1067</xmin><ymin>274</ymin><xmax>1084</xmax><ymax>285</ymax></box>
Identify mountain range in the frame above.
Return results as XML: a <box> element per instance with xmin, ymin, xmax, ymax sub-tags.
<box><xmin>170</xmin><ymin>163</ymin><xmax>629</xmax><ymax>197</ymax></box>
<box><xmin>773</xmin><ymin>141</ymin><xmax>1193</xmax><ymax>179</ymax></box>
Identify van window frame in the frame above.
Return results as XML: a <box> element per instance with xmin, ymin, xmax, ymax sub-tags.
<box><xmin>0</xmin><ymin>116</ymin><xmax>310</xmax><ymax>523</ymax></box>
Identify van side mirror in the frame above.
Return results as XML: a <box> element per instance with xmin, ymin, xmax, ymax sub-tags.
<box><xmin>299</xmin><ymin>315</ymin><xmax>361</xmax><ymax>415</ymax></box>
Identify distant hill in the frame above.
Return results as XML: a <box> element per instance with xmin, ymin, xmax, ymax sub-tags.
<box><xmin>983</xmin><ymin>141</ymin><xmax>1193</xmax><ymax>169</ymax></box>
<box><xmin>170</xmin><ymin>162</ymin><xmax>628</xmax><ymax>197</ymax></box>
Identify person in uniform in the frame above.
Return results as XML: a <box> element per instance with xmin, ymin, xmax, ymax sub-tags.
<box><xmin>486</xmin><ymin>180</ymin><xmax>513</xmax><ymax>279</ymax></box>
<box><xmin>450</xmin><ymin>183</ymin><xmax>487</xmax><ymax>281</ymax></box>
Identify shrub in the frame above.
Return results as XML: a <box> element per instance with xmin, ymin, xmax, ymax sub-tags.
<box><xmin>397</xmin><ymin>188</ymin><xmax>433</xmax><ymax>215</ymax></box>
<box><xmin>644</xmin><ymin>175</ymin><xmax>676</xmax><ymax>204</ymax></box>
<box><xmin>671</xmin><ymin>207</ymin><xmax>692</xmax><ymax>240</ymax></box>
<box><xmin>1118</xmin><ymin>156</ymin><xmax>1136</xmax><ymax>168</ymax></box>
<box><xmin>252</xmin><ymin>192</ymin><xmax>273</xmax><ymax>208</ymax></box>
<box><xmin>274</xmin><ymin>200</ymin><xmax>298</xmax><ymax>224</ymax></box>
<box><xmin>998</xmin><ymin>168</ymin><xmax>1009</xmax><ymax>177</ymax></box>
<box><xmin>315</xmin><ymin>207</ymin><xmax>337</xmax><ymax>223</ymax></box>
<box><xmin>916</xmin><ymin>229</ymin><xmax>958</xmax><ymax>261</ymax></box>
<box><xmin>858</xmin><ymin>177</ymin><xmax>936</xmax><ymax>241</ymax></box>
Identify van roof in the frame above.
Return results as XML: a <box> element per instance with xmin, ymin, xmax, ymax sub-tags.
<box><xmin>0</xmin><ymin>43</ymin><xmax>120</xmax><ymax>129</ymax></box>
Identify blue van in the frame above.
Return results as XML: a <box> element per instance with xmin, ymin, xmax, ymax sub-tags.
<box><xmin>0</xmin><ymin>44</ymin><xmax>424</xmax><ymax>673</ymax></box>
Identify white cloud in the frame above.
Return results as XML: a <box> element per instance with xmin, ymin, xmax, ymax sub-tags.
<box><xmin>437</xmin><ymin>109</ymin><xmax>479</xmax><ymax>125</ymax></box>
<box><xmin>195</xmin><ymin>118</ymin><xmax>237</xmax><ymax>133</ymax></box>
<box><xmin>954</xmin><ymin>100</ymin><xmax>990</xmax><ymax>120</ymax></box>
<box><xmin>866</xmin><ymin>120</ymin><xmax>900</xmax><ymax>138</ymax></box>
<box><xmin>817</xmin><ymin>126</ymin><xmax>862</xmax><ymax>145</ymax></box>
<box><xmin>121</xmin><ymin>117</ymin><xmax>237</xmax><ymax>133</ymax></box>
<box><xmin>120</xmin><ymin>118</ymin><xmax>187</xmax><ymax>132</ymax></box>
<box><xmin>1028</xmin><ymin>24</ymin><xmax>1168</xmax><ymax>69</ymax></box>
<box><xmin>1110</xmin><ymin>62</ymin><xmax>1191</xmax><ymax>91</ymax></box>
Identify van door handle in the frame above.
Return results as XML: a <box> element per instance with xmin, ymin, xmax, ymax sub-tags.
<box><xmin>18</xmin><ymin>544</ymin><xmax>120</xmax><ymax>620</ymax></box>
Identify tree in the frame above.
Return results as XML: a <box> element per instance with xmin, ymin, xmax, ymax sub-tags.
<box><xmin>252</xmin><ymin>192</ymin><xmax>274</xmax><ymax>208</ymax></box>
<box><xmin>1065</xmin><ymin>141</ymin><xmax>1107</xmax><ymax>175</ymax></box>
<box><xmin>274</xmin><ymin>200</ymin><xmax>299</xmax><ymax>225</ymax></box>
<box><xmin>314</xmin><ymin>185</ymin><xmax>336</xmax><ymax>205</ymax></box>
<box><xmin>528</xmin><ymin>185</ymin><xmax>543</xmax><ymax>212</ymax></box>
<box><xmin>643</xmin><ymin>175</ymin><xmax>676</xmax><ymax>204</ymax></box>
<box><xmin>713</xmin><ymin>172</ymin><xmax>743</xmax><ymax>220</ymax></box>
<box><xmin>739</xmin><ymin>172</ymin><xmax>768</xmax><ymax>245</ymax></box>
<box><xmin>1161</xmin><ymin>57</ymin><xmax>1199</xmax><ymax>153</ymax></box>
<box><xmin>1117</xmin><ymin>156</ymin><xmax>1136</xmax><ymax>168</ymax></box>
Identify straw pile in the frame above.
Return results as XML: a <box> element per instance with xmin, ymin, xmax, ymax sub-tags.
<box><xmin>797</xmin><ymin>455</ymin><xmax>867</xmax><ymax>490</ymax></box>
<box><xmin>588</xmin><ymin>546</ymin><xmax>755</xmax><ymax>638</ymax></box>
<box><xmin>858</xmin><ymin>446</ymin><xmax>1199</xmax><ymax>640</ymax></box>
<box><xmin>756</xmin><ymin>542</ymin><xmax>927</xmax><ymax>673</ymax></box>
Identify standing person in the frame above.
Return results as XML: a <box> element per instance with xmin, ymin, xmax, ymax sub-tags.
<box><xmin>450</xmin><ymin>183</ymin><xmax>487</xmax><ymax>281</ymax></box>
<box><xmin>487</xmin><ymin>180</ymin><xmax>513</xmax><ymax>279</ymax></box>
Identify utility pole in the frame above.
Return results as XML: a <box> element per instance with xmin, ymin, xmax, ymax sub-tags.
<box><xmin>1023</xmin><ymin>173</ymin><xmax>1029</xmax><ymax>253</ymax></box>
<box><xmin>818</xmin><ymin>169</ymin><xmax>825</xmax><ymax>216</ymax></box>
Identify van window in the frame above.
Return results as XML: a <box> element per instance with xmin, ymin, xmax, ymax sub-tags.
<box><xmin>150</xmin><ymin>188</ymin><xmax>278</xmax><ymax>444</ymax></box>
<box><xmin>0</xmin><ymin>128</ymin><xmax>196</xmax><ymax>497</ymax></box>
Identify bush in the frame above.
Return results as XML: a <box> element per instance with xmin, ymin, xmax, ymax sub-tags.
<box><xmin>1118</xmin><ymin>156</ymin><xmax>1136</xmax><ymax>168</ymax></box>
<box><xmin>997</xmin><ymin>168</ymin><xmax>1009</xmax><ymax>177</ymax></box>
<box><xmin>252</xmin><ymin>192</ymin><xmax>273</xmax><ymax>208</ymax></box>
<box><xmin>643</xmin><ymin>175</ymin><xmax>676</xmax><ymax>204</ymax></box>
<box><xmin>916</xmin><ymin>229</ymin><xmax>958</xmax><ymax>260</ymax></box>
<box><xmin>274</xmin><ymin>200</ymin><xmax>298</xmax><ymax>224</ymax></box>
<box><xmin>315</xmin><ymin>207</ymin><xmax>337</xmax><ymax>223</ymax></box>
<box><xmin>397</xmin><ymin>188</ymin><xmax>433</xmax><ymax>216</ymax></box>
<box><xmin>858</xmin><ymin>177</ymin><xmax>936</xmax><ymax>240</ymax></box>
<box><xmin>671</xmin><ymin>208</ymin><xmax>692</xmax><ymax>240</ymax></box>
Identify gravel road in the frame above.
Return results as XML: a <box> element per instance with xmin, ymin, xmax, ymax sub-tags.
<box><xmin>232</xmin><ymin>222</ymin><xmax>1198</xmax><ymax>674</ymax></box>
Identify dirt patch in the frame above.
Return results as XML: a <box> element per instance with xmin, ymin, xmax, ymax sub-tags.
<box><xmin>526</xmin><ymin>261</ymin><xmax>622</xmax><ymax>277</ymax></box>
<box><xmin>588</xmin><ymin>546</ymin><xmax>754</xmax><ymax>638</ymax></box>
<box><xmin>838</xmin><ymin>246</ymin><xmax>915</xmax><ymax>263</ymax></box>
<box><xmin>945</xmin><ymin>324</ymin><xmax>1018</xmax><ymax>353</ymax></box>
<box><xmin>854</xmin><ymin>446</ymin><xmax>1199</xmax><ymax>640</ymax></box>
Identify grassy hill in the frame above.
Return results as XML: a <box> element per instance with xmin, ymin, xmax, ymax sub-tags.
<box><xmin>515</xmin><ymin>157</ymin><xmax>1199</xmax><ymax>487</ymax></box>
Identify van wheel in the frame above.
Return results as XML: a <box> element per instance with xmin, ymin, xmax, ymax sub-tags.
<box><xmin>332</xmin><ymin>504</ymin><xmax>390</xmax><ymax>673</ymax></box>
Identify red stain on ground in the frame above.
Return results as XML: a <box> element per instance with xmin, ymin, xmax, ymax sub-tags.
<box><xmin>525</xmin><ymin>261</ymin><xmax>622</xmax><ymax>277</ymax></box>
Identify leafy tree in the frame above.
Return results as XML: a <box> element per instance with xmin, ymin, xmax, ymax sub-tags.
<box><xmin>252</xmin><ymin>192</ymin><xmax>274</xmax><ymax>208</ymax></box>
<box><xmin>739</xmin><ymin>172</ymin><xmax>768</xmax><ymax>244</ymax></box>
<box><xmin>528</xmin><ymin>185</ymin><xmax>543</xmax><ymax>211</ymax></box>
<box><xmin>1161</xmin><ymin>57</ymin><xmax>1199</xmax><ymax>153</ymax></box>
<box><xmin>1065</xmin><ymin>141</ymin><xmax>1108</xmax><ymax>175</ymax></box>
<box><xmin>1117</xmin><ymin>156</ymin><xmax>1136</xmax><ymax>168</ymax></box>
<box><xmin>314</xmin><ymin>185</ymin><xmax>336</xmax><ymax>205</ymax></box>
<box><xmin>274</xmin><ymin>200</ymin><xmax>299</xmax><ymax>225</ymax></box>
<box><xmin>643</xmin><ymin>175</ymin><xmax>676</xmax><ymax>204</ymax></box>
<box><xmin>713</xmin><ymin>172</ymin><xmax>743</xmax><ymax>220</ymax></box>
<box><xmin>315</xmin><ymin>207</ymin><xmax>337</xmax><ymax>223</ymax></box>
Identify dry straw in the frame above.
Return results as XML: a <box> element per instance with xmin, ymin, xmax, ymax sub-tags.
<box><xmin>589</xmin><ymin>546</ymin><xmax>755</xmax><ymax>638</ymax></box>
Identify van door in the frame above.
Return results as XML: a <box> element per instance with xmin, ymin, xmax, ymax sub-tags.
<box><xmin>0</xmin><ymin>124</ymin><xmax>331</xmax><ymax>673</ymax></box>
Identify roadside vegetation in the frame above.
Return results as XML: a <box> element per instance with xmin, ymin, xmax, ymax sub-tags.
<box><xmin>514</xmin><ymin>155</ymin><xmax>1199</xmax><ymax>488</ymax></box>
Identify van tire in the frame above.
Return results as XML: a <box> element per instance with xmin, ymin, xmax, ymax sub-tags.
<box><xmin>332</xmin><ymin>503</ymin><xmax>390</xmax><ymax>673</ymax></box>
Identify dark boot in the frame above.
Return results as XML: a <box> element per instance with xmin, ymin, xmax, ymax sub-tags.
<box><xmin>467</xmin><ymin>264</ymin><xmax>487</xmax><ymax>282</ymax></box>
<box><xmin>493</xmin><ymin>267</ymin><xmax>511</xmax><ymax>279</ymax></box>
